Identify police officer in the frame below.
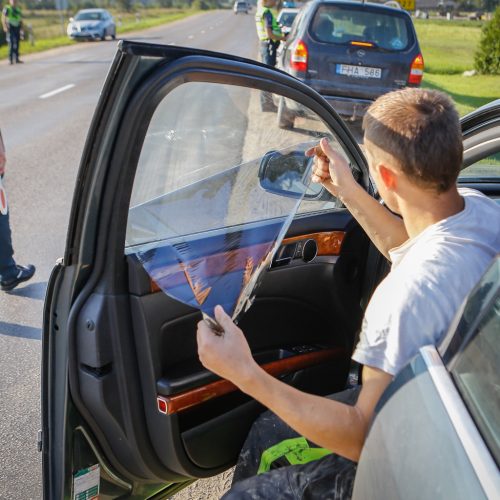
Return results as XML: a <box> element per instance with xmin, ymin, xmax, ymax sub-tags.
<box><xmin>2</xmin><ymin>0</ymin><xmax>23</xmax><ymax>65</ymax></box>
<box><xmin>255</xmin><ymin>0</ymin><xmax>286</xmax><ymax>110</ymax></box>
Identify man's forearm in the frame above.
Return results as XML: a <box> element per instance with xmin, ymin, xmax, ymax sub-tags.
<box><xmin>338</xmin><ymin>182</ymin><xmax>408</xmax><ymax>259</ymax></box>
<box><xmin>238</xmin><ymin>365</ymin><xmax>367</xmax><ymax>462</ymax></box>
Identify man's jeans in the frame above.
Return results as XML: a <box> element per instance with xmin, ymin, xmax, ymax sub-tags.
<box><xmin>7</xmin><ymin>25</ymin><xmax>21</xmax><ymax>63</ymax></box>
<box><xmin>260</xmin><ymin>40</ymin><xmax>279</xmax><ymax>67</ymax></box>
<box><xmin>0</xmin><ymin>212</ymin><xmax>17</xmax><ymax>281</ymax></box>
<box><xmin>222</xmin><ymin>386</ymin><xmax>361</xmax><ymax>499</ymax></box>
<box><xmin>259</xmin><ymin>40</ymin><xmax>280</xmax><ymax>110</ymax></box>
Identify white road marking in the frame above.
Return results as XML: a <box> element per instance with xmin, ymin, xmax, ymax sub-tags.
<box><xmin>201</xmin><ymin>30</ymin><xmax>205</xmax><ymax>34</ymax></box>
<box><xmin>39</xmin><ymin>84</ymin><xmax>75</xmax><ymax>100</ymax></box>
<box><xmin>188</xmin><ymin>35</ymin><xmax>194</xmax><ymax>39</ymax></box>
<box><xmin>169</xmin><ymin>41</ymin><xmax>176</xmax><ymax>45</ymax></box>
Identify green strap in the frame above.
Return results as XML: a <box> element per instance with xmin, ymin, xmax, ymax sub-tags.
<box><xmin>257</xmin><ymin>437</ymin><xmax>332</xmax><ymax>474</ymax></box>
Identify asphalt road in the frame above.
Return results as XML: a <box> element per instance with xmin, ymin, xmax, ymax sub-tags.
<box><xmin>0</xmin><ymin>10</ymin><xmax>258</xmax><ymax>499</ymax></box>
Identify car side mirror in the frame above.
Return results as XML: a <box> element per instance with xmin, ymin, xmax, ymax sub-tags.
<box><xmin>258</xmin><ymin>150</ymin><xmax>332</xmax><ymax>200</ymax></box>
<box><xmin>69</xmin><ymin>17</ymin><xmax>74</xmax><ymax>22</ymax></box>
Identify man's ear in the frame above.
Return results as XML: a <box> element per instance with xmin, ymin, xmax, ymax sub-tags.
<box><xmin>378</xmin><ymin>164</ymin><xmax>397</xmax><ymax>190</ymax></box>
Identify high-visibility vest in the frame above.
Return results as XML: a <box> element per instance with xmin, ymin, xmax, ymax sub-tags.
<box><xmin>3</xmin><ymin>5</ymin><xmax>22</xmax><ymax>28</ymax></box>
<box><xmin>255</xmin><ymin>6</ymin><xmax>282</xmax><ymax>41</ymax></box>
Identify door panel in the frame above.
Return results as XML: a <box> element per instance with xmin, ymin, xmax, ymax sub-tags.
<box><xmin>122</xmin><ymin>213</ymin><xmax>369</xmax><ymax>476</ymax></box>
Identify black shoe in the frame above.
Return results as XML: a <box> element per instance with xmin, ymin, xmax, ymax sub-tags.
<box><xmin>16</xmin><ymin>59</ymin><xmax>24</xmax><ymax>64</ymax></box>
<box><xmin>9</xmin><ymin>60</ymin><xmax>14</xmax><ymax>65</ymax></box>
<box><xmin>1</xmin><ymin>264</ymin><xmax>36</xmax><ymax>291</ymax></box>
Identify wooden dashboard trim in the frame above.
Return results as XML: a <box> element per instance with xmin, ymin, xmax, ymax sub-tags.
<box><xmin>157</xmin><ymin>348</ymin><xmax>345</xmax><ymax>416</ymax></box>
<box><xmin>150</xmin><ymin>231</ymin><xmax>346</xmax><ymax>293</ymax></box>
<box><xmin>283</xmin><ymin>231</ymin><xmax>345</xmax><ymax>257</ymax></box>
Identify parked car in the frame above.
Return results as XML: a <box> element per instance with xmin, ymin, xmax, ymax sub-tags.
<box><xmin>41</xmin><ymin>41</ymin><xmax>499</xmax><ymax>499</ymax></box>
<box><xmin>233</xmin><ymin>0</ymin><xmax>249</xmax><ymax>14</ymax></box>
<box><xmin>277</xmin><ymin>7</ymin><xmax>300</xmax><ymax>35</ymax></box>
<box><xmin>275</xmin><ymin>0</ymin><xmax>423</xmax><ymax>128</ymax></box>
<box><xmin>67</xmin><ymin>8</ymin><xmax>116</xmax><ymax>41</ymax></box>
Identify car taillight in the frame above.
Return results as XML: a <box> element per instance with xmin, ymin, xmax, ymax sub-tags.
<box><xmin>408</xmin><ymin>54</ymin><xmax>424</xmax><ymax>85</ymax></box>
<box><xmin>291</xmin><ymin>40</ymin><xmax>308</xmax><ymax>72</ymax></box>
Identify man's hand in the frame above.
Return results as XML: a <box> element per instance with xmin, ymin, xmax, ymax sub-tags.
<box><xmin>197</xmin><ymin>305</ymin><xmax>258</xmax><ymax>388</ymax></box>
<box><xmin>305</xmin><ymin>137</ymin><xmax>358</xmax><ymax>201</ymax></box>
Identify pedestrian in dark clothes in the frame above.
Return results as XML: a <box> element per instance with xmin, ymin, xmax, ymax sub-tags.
<box><xmin>0</xmin><ymin>129</ymin><xmax>35</xmax><ymax>292</ymax></box>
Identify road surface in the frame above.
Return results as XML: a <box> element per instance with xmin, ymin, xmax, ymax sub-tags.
<box><xmin>0</xmin><ymin>10</ymin><xmax>258</xmax><ymax>499</ymax></box>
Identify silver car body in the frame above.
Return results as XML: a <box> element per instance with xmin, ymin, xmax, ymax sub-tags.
<box><xmin>67</xmin><ymin>8</ymin><xmax>116</xmax><ymax>41</ymax></box>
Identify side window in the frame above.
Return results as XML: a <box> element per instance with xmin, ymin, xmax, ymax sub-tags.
<box><xmin>459</xmin><ymin>150</ymin><xmax>500</xmax><ymax>180</ymax></box>
<box><xmin>125</xmin><ymin>81</ymin><xmax>356</xmax><ymax>250</ymax></box>
<box><xmin>452</xmin><ymin>284</ymin><xmax>500</xmax><ymax>465</ymax></box>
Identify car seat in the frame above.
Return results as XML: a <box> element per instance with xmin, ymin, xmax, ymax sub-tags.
<box><xmin>315</xmin><ymin>18</ymin><xmax>334</xmax><ymax>42</ymax></box>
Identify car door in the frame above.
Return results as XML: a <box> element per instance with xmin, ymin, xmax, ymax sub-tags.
<box><xmin>41</xmin><ymin>40</ymin><xmax>377</xmax><ymax>499</ymax></box>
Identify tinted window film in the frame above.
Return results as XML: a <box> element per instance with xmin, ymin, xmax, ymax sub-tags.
<box><xmin>310</xmin><ymin>5</ymin><xmax>411</xmax><ymax>51</ymax></box>
<box><xmin>452</xmin><ymin>292</ymin><xmax>500</xmax><ymax>465</ymax></box>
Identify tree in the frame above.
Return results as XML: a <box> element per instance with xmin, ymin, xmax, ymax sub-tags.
<box><xmin>115</xmin><ymin>0</ymin><xmax>135</xmax><ymax>11</ymax></box>
<box><xmin>474</xmin><ymin>6</ymin><xmax>500</xmax><ymax>74</ymax></box>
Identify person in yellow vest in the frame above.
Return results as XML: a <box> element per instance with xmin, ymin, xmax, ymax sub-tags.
<box><xmin>255</xmin><ymin>0</ymin><xmax>287</xmax><ymax>111</ymax></box>
<box><xmin>2</xmin><ymin>0</ymin><xmax>23</xmax><ymax>65</ymax></box>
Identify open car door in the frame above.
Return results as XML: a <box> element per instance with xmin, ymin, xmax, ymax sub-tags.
<box><xmin>41</xmin><ymin>41</ymin><xmax>377</xmax><ymax>499</ymax></box>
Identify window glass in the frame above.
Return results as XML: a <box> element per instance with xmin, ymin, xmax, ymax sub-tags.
<box><xmin>75</xmin><ymin>11</ymin><xmax>103</xmax><ymax>21</ymax></box>
<box><xmin>452</xmin><ymin>289</ymin><xmax>500</xmax><ymax>465</ymax></box>
<box><xmin>124</xmin><ymin>81</ymin><xmax>358</xmax><ymax>321</ymax></box>
<box><xmin>459</xmin><ymin>150</ymin><xmax>500</xmax><ymax>179</ymax></box>
<box><xmin>310</xmin><ymin>5</ymin><xmax>411</xmax><ymax>51</ymax></box>
<box><xmin>278</xmin><ymin>11</ymin><xmax>299</xmax><ymax>28</ymax></box>
<box><xmin>126</xmin><ymin>81</ymin><xmax>354</xmax><ymax>250</ymax></box>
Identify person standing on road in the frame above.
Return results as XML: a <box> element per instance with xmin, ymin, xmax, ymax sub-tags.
<box><xmin>197</xmin><ymin>89</ymin><xmax>500</xmax><ymax>498</ymax></box>
<box><xmin>255</xmin><ymin>0</ymin><xmax>286</xmax><ymax>111</ymax></box>
<box><xmin>0</xmin><ymin>130</ymin><xmax>35</xmax><ymax>292</ymax></box>
<box><xmin>2</xmin><ymin>0</ymin><xmax>23</xmax><ymax>65</ymax></box>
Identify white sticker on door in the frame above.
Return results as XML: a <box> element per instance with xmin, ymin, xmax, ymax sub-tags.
<box><xmin>73</xmin><ymin>464</ymin><xmax>100</xmax><ymax>500</ymax></box>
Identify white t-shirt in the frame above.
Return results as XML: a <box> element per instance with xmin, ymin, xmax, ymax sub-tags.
<box><xmin>352</xmin><ymin>188</ymin><xmax>500</xmax><ymax>376</ymax></box>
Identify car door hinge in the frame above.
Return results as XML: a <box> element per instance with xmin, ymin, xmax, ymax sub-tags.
<box><xmin>37</xmin><ymin>430</ymin><xmax>43</xmax><ymax>452</ymax></box>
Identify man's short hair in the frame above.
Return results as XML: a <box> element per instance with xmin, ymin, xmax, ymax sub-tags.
<box><xmin>363</xmin><ymin>88</ymin><xmax>463</xmax><ymax>193</ymax></box>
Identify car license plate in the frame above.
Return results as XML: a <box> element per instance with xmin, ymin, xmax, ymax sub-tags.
<box><xmin>336</xmin><ymin>64</ymin><xmax>382</xmax><ymax>79</ymax></box>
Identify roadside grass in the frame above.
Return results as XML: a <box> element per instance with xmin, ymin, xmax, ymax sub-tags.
<box><xmin>414</xmin><ymin>18</ymin><xmax>500</xmax><ymax>115</ymax></box>
<box><xmin>422</xmin><ymin>73</ymin><xmax>500</xmax><ymax>115</ymax></box>
<box><xmin>0</xmin><ymin>8</ymin><xmax>199</xmax><ymax>60</ymax></box>
<box><xmin>414</xmin><ymin>19</ymin><xmax>482</xmax><ymax>74</ymax></box>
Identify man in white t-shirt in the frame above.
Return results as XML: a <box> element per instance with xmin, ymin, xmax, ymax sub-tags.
<box><xmin>196</xmin><ymin>89</ymin><xmax>500</xmax><ymax>498</ymax></box>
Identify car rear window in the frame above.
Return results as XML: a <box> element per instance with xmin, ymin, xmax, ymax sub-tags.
<box><xmin>76</xmin><ymin>12</ymin><xmax>103</xmax><ymax>21</ymax></box>
<box><xmin>310</xmin><ymin>5</ymin><xmax>412</xmax><ymax>51</ymax></box>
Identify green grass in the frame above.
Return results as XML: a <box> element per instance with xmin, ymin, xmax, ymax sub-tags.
<box><xmin>414</xmin><ymin>19</ymin><xmax>482</xmax><ymax>74</ymax></box>
<box><xmin>422</xmin><ymin>72</ymin><xmax>500</xmax><ymax>115</ymax></box>
<box><xmin>0</xmin><ymin>8</ymin><xmax>200</xmax><ymax>59</ymax></box>
<box><xmin>413</xmin><ymin>18</ymin><xmax>500</xmax><ymax>115</ymax></box>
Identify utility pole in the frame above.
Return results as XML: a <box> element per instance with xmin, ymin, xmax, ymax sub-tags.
<box><xmin>55</xmin><ymin>0</ymin><xmax>69</xmax><ymax>36</ymax></box>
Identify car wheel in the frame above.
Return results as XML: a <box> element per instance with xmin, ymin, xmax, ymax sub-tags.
<box><xmin>277</xmin><ymin>97</ymin><xmax>294</xmax><ymax>129</ymax></box>
<box><xmin>101</xmin><ymin>30</ymin><xmax>106</xmax><ymax>41</ymax></box>
<box><xmin>111</xmin><ymin>30</ymin><xmax>116</xmax><ymax>40</ymax></box>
